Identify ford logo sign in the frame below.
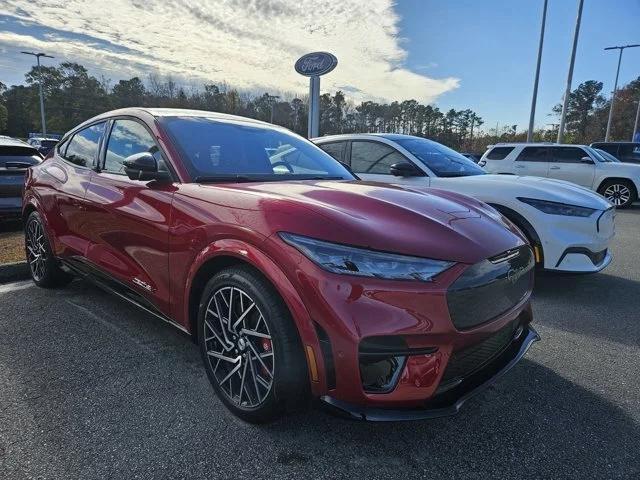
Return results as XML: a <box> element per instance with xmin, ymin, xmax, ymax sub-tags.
<box><xmin>295</xmin><ymin>52</ymin><xmax>338</xmax><ymax>77</ymax></box>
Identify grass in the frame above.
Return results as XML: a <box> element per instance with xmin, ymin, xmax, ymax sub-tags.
<box><xmin>0</xmin><ymin>221</ymin><xmax>25</xmax><ymax>264</ymax></box>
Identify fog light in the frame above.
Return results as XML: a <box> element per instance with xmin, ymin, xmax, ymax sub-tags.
<box><xmin>359</xmin><ymin>336</ymin><xmax>438</xmax><ymax>394</ymax></box>
<box><xmin>359</xmin><ymin>356</ymin><xmax>405</xmax><ymax>393</ymax></box>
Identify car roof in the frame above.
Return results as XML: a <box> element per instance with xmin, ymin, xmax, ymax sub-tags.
<box><xmin>75</xmin><ymin>107</ymin><xmax>274</xmax><ymax>131</ymax></box>
<box><xmin>30</xmin><ymin>137</ymin><xmax>59</xmax><ymax>141</ymax></box>
<box><xmin>590</xmin><ymin>141</ymin><xmax>639</xmax><ymax>145</ymax></box>
<box><xmin>0</xmin><ymin>137</ymin><xmax>33</xmax><ymax>148</ymax></box>
<box><xmin>314</xmin><ymin>133</ymin><xmax>432</xmax><ymax>142</ymax></box>
<box><xmin>491</xmin><ymin>142</ymin><xmax>589</xmax><ymax>148</ymax></box>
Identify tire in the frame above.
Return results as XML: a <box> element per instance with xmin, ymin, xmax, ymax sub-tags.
<box><xmin>598</xmin><ymin>179</ymin><xmax>637</xmax><ymax>208</ymax></box>
<box><xmin>24</xmin><ymin>211</ymin><xmax>73</xmax><ymax>288</ymax></box>
<box><xmin>197</xmin><ymin>265</ymin><xmax>308</xmax><ymax>423</ymax></box>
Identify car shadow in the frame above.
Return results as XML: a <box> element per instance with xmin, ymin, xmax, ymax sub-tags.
<box><xmin>264</xmin><ymin>358</ymin><xmax>639</xmax><ymax>478</ymax></box>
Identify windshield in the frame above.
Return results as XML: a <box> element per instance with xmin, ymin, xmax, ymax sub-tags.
<box><xmin>393</xmin><ymin>137</ymin><xmax>486</xmax><ymax>177</ymax></box>
<box><xmin>593</xmin><ymin>148</ymin><xmax>620</xmax><ymax>163</ymax></box>
<box><xmin>159</xmin><ymin>116</ymin><xmax>353</xmax><ymax>182</ymax></box>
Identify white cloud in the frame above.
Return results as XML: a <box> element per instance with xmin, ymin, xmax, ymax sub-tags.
<box><xmin>1</xmin><ymin>0</ymin><xmax>459</xmax><ymax>102</ymax></box>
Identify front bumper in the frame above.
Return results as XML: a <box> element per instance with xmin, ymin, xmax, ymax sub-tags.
<box><xmin>537</xmin><ymin>207</ymin><xmax>615</xmax><ymax>273</ymax></box>
<box><xmin>320</xmin><ymin>325</ymin><xmax>539</xmax><ymax>421</ymax></box>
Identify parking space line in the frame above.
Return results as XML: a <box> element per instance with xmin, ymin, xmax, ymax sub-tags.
<box><xmin>64</xmin><ymin>299</ymin><xmax>156</xmax><ymax>354</ymax></box>
<box><xmin>0</xmin><ymin>280</ymin><xmax>34</xmax><ymax>294</ymax></box>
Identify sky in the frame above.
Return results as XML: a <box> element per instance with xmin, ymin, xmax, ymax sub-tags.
<box><xmin>0</xmin><ymin>0</ymin><xmax>639</xmax><ymax>131</ymax></box>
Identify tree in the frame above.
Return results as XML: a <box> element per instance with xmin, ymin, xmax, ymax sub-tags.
<box><xmin>553</xmin><ymin>80</ymin><xmax>605</xmax><ymax>143</ymax></box>
<box><xmin>111</xmin><ymin>77</ymin><xmax>146</xmax><ymax>108</ymax></box>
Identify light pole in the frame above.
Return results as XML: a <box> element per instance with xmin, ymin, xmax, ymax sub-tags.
<box><xmin>557</xmin><ymin>0</ymin><xmax>584</xmax><ymax>144</ymax></box>
<box><xmin>633</xmin><ymin>95</ymin><xmax>640</xmax><ymax>142</ymax></box>
<box><xmin>604</xmin><ymin>44</ymin><xmax>640</xmax><ymax>141</ymax></box>
<box><xmin>21</xmin><ymin>51</ymin><xmax>54</xmax><ymax>135</ymax></box>
<box><xmin>527</xmin><ymin>0</ymin><xmax>548</xmax><ymax>142</ymax></box>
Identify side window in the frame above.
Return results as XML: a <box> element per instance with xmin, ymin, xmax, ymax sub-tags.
<box><xmin>516</xmin><ymin>147</ymin><xmax>548</xmax><ymax>162</ymax></box>
<box><xmin>350</xmin><ymin>141</ymin><xmax>407</xmax><ymax>174</ymax></box>
<box><xmin>56</xmin><ymin>137</ymin><xmax>70</xmax><ymax>156</ymax></box>
<box><xmin>64</xmin><ymin>122</ymin><xmax>105</xmax><ymax>167</ymax></box>
<box><xmin>318</xmin><ymin>142</ymin><xmax>345</xmax><ymax>162</ymax></box>
<box><xmin>486</xmin><ymin>147</ymin><xmax>515</xmax><ymax>160</ymax></box>
<box><xmin>619</xmin><ymin>145</ymin><xmax>640</xmax><ymax>162</ymax></box>
<box><xmin>549</xmin><ymin>147</ymin><xmax>588</xmax><ymax>163</ymax></box>
<box><xmin>104</xmin><ymin>119</ymin><xmax>165</xmax><ymax>174</ymax></box>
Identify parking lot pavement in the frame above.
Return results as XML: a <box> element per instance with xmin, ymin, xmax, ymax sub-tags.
<box><xmin>1</xmin><ymin>210</ymin><xmax>639</xmax><ymax>480</ymax></box>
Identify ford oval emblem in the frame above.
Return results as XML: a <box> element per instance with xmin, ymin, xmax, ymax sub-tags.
<box><xmin>295</xmin><ymin>52</ymin><xmax>338</xmax><ymax>77</ymax></box>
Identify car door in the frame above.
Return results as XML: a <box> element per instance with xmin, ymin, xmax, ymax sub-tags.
<box><xmin>513</xmin><ymin>146</ymin><xmax>549</xmax><ymax>177</ymax></box>
<box><xmin>546</xmin><ymin>146</ymin><xmax>596</xmax><ymax>187</ymax></box>
<box><xmin>348</xmin><ymin>140</ymin><xmax>427</xmax><ymax>185</ymax></box>
<box><xmin>44</xmin><ymin>122</ymin><xmax>106</xmax><ymax>257</ymax></box>
<box><xmin>83</xmin><ymin>117</ymin><xmax>176</xmax><ymax>314</ymax></box>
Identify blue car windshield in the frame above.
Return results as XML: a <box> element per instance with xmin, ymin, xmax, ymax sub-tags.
<box><xmin>393</xmin><ymin>137</ymin><xmax>486</xmax><ymax>177</ymax></box>
<box><xmin>159</xmin><ymin>116</ymin><xmax>354</xmax><ymax>182</ymax></box>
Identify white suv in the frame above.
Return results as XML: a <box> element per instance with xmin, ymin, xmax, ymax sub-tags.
<box><xmin>480</xmin><ymin>143</ymin><xmax>640</xmax><ymax>208</ymax></box>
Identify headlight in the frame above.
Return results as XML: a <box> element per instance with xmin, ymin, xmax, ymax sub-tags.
<box><xmin>517</xmin><ymin>197</ymin><xmax>596</xmax><ymax>217</ymax></box>
<box><xmin>279</xmin><ymin>233</ymin><xmax>454</xmax><ymax>281</ymax></box>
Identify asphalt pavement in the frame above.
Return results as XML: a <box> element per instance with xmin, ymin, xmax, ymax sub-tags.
<box><xmin>1</xmin><ymin>208</ymin><xmax>639</xmax><ymax>479</ymax></box>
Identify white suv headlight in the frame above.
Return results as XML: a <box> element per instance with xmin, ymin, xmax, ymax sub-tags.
<box><xmin>517</xmin><ymin>197</ymin><xmax>597</xmax><ymax>217</ymax></box>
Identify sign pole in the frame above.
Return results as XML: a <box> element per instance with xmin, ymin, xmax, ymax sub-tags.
<box><xmin>295</xmin><ymin>52</ymin><xmax>337</xmax><ymax>139</ymax></box>
<box><xmin>308</xmin><ymin>76</ymin><xmax>320</xmax><ymax>138</ymax></box>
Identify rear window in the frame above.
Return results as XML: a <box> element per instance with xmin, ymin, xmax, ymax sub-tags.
<box><xmin>0</xmin><ymin>146</ymin><xmax>42</xmax><ymax>167</ymax></box>
<box><xmin>486</xmin><ymin>146</ymin><xmax>515</xmax><ymax>160</ymax></box>
<box><xmin>41</xmin><ymin>140</ymin><xmax>58</xmax><ymax>148</ymax></box>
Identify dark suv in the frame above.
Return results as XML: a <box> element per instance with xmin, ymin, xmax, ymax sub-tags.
<box><xmin>0</xmin><ymin>137</ymin><xmax>42</xmax><ymax>219</ymax></box>
<box><xmin>590</xmin><ymin>142</ymin><xmax>640</xmax><ymax>164</ymax></box>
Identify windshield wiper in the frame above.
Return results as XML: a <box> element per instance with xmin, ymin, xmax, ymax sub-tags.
<box><xmin>194</xmin><ymin>175</ymin><xmax>255</xmax><ymax>183</ymax></box>
<box><xmin>194</xmin><ymin>174</ymin><xmax>348</xmax><ymax>183</ymax></box>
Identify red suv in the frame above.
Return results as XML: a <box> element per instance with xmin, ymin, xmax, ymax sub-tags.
<box><xmin>23</xmin><ymin>108</ymin><xmax>538</xmax><ymax>422</ymax></box>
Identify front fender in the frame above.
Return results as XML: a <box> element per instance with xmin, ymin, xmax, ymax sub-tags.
<box><xmin>181</xmin><ymin>238</ymin><xmax>326</xmax><ymax>395</ymax></box>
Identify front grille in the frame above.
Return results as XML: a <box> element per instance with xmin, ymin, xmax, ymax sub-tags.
<box><xmin>446</xmin><ymin>245</ymin><xmax>534</xmax><ymax>330</ymax></box>
<box><xmin>440</xmin><ymin>320</ymin><xmax>520</xmax><ymax>386</ymax></box>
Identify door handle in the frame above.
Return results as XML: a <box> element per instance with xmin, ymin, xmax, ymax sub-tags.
<box><xmin>550</xmin><ymin>166</ymin><xmax>560</xmax><ymax>170</ymax></box>
<box><xmin>515</xmin><ymin>165</ymin><xmax>525</xmax><ymax>168</ymax></box>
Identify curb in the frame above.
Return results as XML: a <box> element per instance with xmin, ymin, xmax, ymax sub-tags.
<box><xmin>0</xmin><ymin>261</ymin><xmax>31</xmax><ymax>284</ymax></box>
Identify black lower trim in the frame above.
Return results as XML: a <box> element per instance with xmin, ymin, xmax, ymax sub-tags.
<box><xmin>315</xmin><ymin>323</ymin><xmax>336</xmax><ymax>390</ymax></box>
<box><xmin>61</xmin><ymin>257</ymin><xmax>189</xmax><ymax>335</ymax></box>
<box><xmin>319</xmin><ymin>326</ymin><xmax>539</xmax><ymax>422</ymax></box>
<box><xmin>554</xmin><ymin>247</ymin><xmax>608</xmax><ymax>268</ymax></box>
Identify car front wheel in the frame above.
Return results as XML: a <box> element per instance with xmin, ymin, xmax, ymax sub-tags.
<box><xmin>197</xmin><ymin>265</ymin><xmax>308</xmax><ymax>423</ymax></box>
<box><xmin>599</xmin><ymin>180</ymin><xmax>637</xmax><ymax>208</ymax></box>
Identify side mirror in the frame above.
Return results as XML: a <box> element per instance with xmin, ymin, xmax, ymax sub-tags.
<box><xmin>123</xmin><ymin>152</ymin><xmax>171</xmax><ymax>182</ymax></box>
<box><xmin>390</xmin><ymin>162</ymin><xmax>423</xmax><ymax>177</ymax></box>
<box><xmin>580</xmin><ymin>156</ymin><xmax>595</xmax><ymax>164</ymax></box>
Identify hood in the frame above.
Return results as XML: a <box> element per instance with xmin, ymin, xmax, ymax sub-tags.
<box><xmin>436</xmin><ymin>174</ymin><xmax>612</xmax><ymax>210</ymax></box>
<box><xmin>189</xmin><ymin>180</ymin><xmax>526</xmax><ymax>265</ymax></box>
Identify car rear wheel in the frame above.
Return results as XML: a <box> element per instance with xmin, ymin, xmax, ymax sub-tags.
<box><xmin>24</xmin><ymin>211</ymin><xmax>73</xmax><ymax>288</ymax></box>
<box><xmin>599</xmin><ymin>180</ymin><xmax>636</xmax><ymax>208</ymax></box>
<box><xmin>197</xmin><ymin>265</ymin><xmax>308</xmax><ymax>423</ymax></box>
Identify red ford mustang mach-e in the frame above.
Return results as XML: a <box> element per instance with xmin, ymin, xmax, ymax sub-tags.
<box><xmin>23</xmin><ymin>108</ymin><xmax>538</xmax><ymax>422</ymax></box>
